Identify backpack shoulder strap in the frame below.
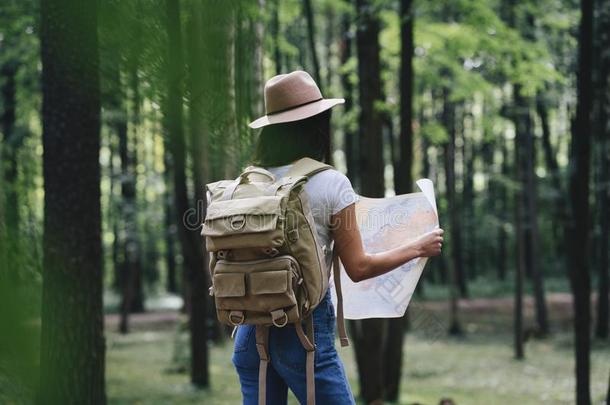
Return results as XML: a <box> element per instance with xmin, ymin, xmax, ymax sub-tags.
<box><xmin>254</xmin><ymin>325</ymin><xmax>270</xmax><ymax>405</ymax></box>
<box><xmin>286</xmin><ymin>157</ymin><xmax>332</xmax><ymax>179</ymax></box>
<box><xmin>332</xmin><ymin>248</ymin><xmax>349</xmax><ymax>347</ymax></box>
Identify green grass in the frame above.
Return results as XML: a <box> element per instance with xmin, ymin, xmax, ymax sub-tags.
<box><xmin>106</xmin><ymin>322</ymin><xmax>610</xmax><ymax>404</ymax></box>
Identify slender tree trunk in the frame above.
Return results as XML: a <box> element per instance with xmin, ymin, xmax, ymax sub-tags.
<box><xmin>39</xmin><ymin>0</ymin><xmax>105</xmax><ymax>402</ymax></box>
<box><xmin>395</xmin><ymin>0</ymin><xmax>414</xmax><ymax>195</ymax></box>
<box><xmin>442</xmin><ymin>86</ymin><xmax>463</xmax><ymax>336</ymax></box>
<box><xmin>164</xmin><ymin>159</ymin><xmax>178</xmax><ymax>294</ymax></box>
<box><xmin>514</xmin><ymin>109</ymin><xmax>526</xmax><ymax>359</ymax></box>
<box><xmin>271</xmin><ymin>0</ymin><xmax>281</xmax><ymax>75</ymax></box>
<box><xmin>498</xmin><ymin>136</ymin><xmax>509</xmax><ymax>281</ymax></box>
<box><xmin>356</xmin><ymin>0</ymin><xmax>384</xmax><ymax>197</ymax></box>
<box><xmin>567</xmin><ymin>0</ymin><xmax>594</xmax><ymax>403</ymax></box>
<box><xmin>118</xmin><ymin>63</ymin><xmax>145</xmax><ymax>333</ymax></box>
<box><xmin>382</xmin><ymin>2</ymin><xmax>414</xmax><ymax>400</ymax></box>
<box><xmin>324</xmin><ymin>5</ymin><xmax>335</xmax><ymax>91</ymax></box>
<box><xmin>524</xmin><ymin>93</ymin><xmax>549</xmax><ymax>335</ymax></box>
<box><xmin>595</xmin><ymin>0</ymin><xmax>609</xmax><ymax>340</ymax></box>
<box><xmin>186</xmin><ymin>0</ymin><xmax>210</xmax><ymax>387</ymax></box>
<box><xmin>166</xmin><ymin>0</ymin><xmax>210</xmax><ymax>387</ymax></box>
<box><xmin>536</xmin><ymin>92</ymin><xmax>566</xmax><ymax>252</ymax></box>
<box><xmin>252</xmin><ymin>0</ymin><xmax>265</xmax><ymax>119</ymax></box>
<box><xmin>1</xmin><ymin>60</ymin><xmax>19</xmax><ymax>235</ymax></box>
<box><xmin>303</xmin><ymin>0</ymin><xmax>321</xmax><ymax>86</ymax></box>
<box><xmin>462</xmin><ymin>114</ymin><xmax>476</xmax><ymax>279</ymax></box>
<box><xmin>339</xmin><ymin>10</ymin><xmax>357</xmax><ymax>185</ymax></box>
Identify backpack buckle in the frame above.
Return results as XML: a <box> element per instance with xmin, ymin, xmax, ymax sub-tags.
<box><xmin>229</xmin><ymin>310</ymin><xmax>245</xmax><ymax>326</ymax></box>
<box><xmin>229</xmin><ymin>215</ymin><xmax>246</xmax><ymax>231</ymax></box>
<box><xmin>270</xmin><ymin>309</ymin><xmax>288</xmax><ymax>327</ymax></box>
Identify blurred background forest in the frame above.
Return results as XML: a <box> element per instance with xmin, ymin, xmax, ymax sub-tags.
<box><xmin>0</xmin><ymin>0</ymin><xmax>609</xmax><ymax>404</ymax></box>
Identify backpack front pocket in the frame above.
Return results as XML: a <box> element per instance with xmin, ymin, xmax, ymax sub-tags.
<box><xmin>202</xmin><ymin>195</ymin><xmax>285</xmax><ymax>251</ymax></box>
<box><xmin>213</xmin><ymin>256</ymin><xmax>301</xmax><ymax>326</ymax></box>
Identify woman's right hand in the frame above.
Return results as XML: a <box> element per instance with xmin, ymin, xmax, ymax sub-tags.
<box><xmin>414</xmin><ymin>228</ymin><xmax>444</xmax><ymax>257</ymax></box>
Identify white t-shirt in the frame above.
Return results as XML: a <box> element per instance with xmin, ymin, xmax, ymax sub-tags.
<box><xmin>266</xmin><ymin>164</ymin><xmax>358</xmax><ymax>271</ymax></box>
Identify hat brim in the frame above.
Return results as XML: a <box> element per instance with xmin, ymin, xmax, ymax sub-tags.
<box><xmin>248</xmin><ymin>98</ymin><xmax>345</xmax><ymax>129</ymax></box>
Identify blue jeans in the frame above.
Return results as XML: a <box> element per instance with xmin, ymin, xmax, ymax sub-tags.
<box><xmin>232</xmin><ymin>290</ymin><xmax>355</xmax><ymax>404</ymax></box>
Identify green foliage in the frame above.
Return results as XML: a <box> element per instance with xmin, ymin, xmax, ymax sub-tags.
<box><xmin>420</xmin><ymin>122</ymin><xmax>449</xmax><ymax>145</ymax></box>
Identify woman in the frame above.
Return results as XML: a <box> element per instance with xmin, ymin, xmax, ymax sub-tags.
<box><xmin>232</xmin><ymin>71</ymin><xmax>444</xmax><ymax>404</ymax></box>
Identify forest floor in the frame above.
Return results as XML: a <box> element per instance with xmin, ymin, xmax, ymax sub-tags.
<box><xmin>104</xmin><ymin>292</ymin><xmax>610</xmax><ymax>405</ymax></box>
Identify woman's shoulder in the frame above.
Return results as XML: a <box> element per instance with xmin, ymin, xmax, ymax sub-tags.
<box><xmin>309</xmin><ymin>168</ymin><xmax>358</xmax><ymax>214</ymax></box>
<box><xmin>312</xmin><ymin>167</ymin><xmax>352</xmax><ymax>183</ymax></box>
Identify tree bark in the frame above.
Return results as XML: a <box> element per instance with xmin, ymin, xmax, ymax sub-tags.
<box><xmin>339</xmin><ymin>9</ymin><xmax>357</xmax><ymax>185</ymax></box>
<box><xmin>271</xmin><ymin>0</ymin><xmax>282</xmax><ymax>75</ymax></box>
<box><xmin>521</xmin><ymin>88</ymin><xmax>549</xmax><ymax>335</ymax></box>
<box><xmin>164</xmin><ymin>154</ymin><xmax>178</xmax><ymax>294</ymax></box>
<box><xmin>395</xmin><ymin>0</ymin><xmax>414</xmax><ymax>195</ymax></box>
<box><xmin>303</xmin><ymin>0</ymin><xmax>322</xmax><ymax>86</ymax></box>
<box><xmin>506</xmin><ymin>1</ymin><xmax>549</xmax><ymax>335</ymax></box>
<box><xmin>117</xmin><ymin>63</ymin><xmax>144</xmax><ymax>334</ymax></box>
<box><xmin>186</xmin><ymin>0</ymin><xmax>210</xmax><ymax>387</ymax></box>
<box><xmin>442</xmin><ymin>87</ymin><xmax>463</xmax><ymax>336</ymax></box>
<box><xmin>514</xmin><ymin>101</ymin><xmax>526</xmax><ymax>359</ymax></box>
<box><xmin>594</xmin><ymin>0</ymin><xmax>609</xmax><ymax>340</ymax></box>
<box><xmin>536</xmin><ymin>91</ymin><xmax>566</xmax><ymax>252</ymax></box>
<box><xmin>462</xmin><ymin>111</ymin><xmax>476</xmax><ymax>280</ymax></box>
<box><xmin>567</xmin><ymin>0</ymin><xmax>594</xmax><ymax>403</ymax></box>
<box><xmin>356</xmin><ymin>0</ymin><xmax>384</xmax><ymax>197</ymax></box>
<box><xmin>39</xmin><ymin>0</ymin><xmax>105</xmax><ymax>402</ymax></box>
<box><xmin>382</xmin><ymin>1</ymin><xmax>414</xmax><ymax>400</ymax></box>
<box><xmin>498</xmin><ymin>137</ymin><xmax>509</xmax><ymax>281</ymax></box>
<box><xmin>351</xmin><ymin>1</ymin><xmax>386</xmax><ymax>402</ymax></box>
<box><xmin>165</xmin><ymin>0</ymin><xmax>210</xmax><ymax>387</ymax></box>
<box><xmin>1</xmin><ymin>60</ymin><xmax>19</xmax><ymax>234</ymax></box>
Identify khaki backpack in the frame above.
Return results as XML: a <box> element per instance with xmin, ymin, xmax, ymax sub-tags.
<box><xmin>202</xmin><ymin>157</ymin><xmax>349</xmax><ymax>405</ymax></box>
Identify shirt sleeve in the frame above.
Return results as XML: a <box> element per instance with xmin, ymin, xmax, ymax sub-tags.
<box><xmin>329</xmin><ymin>170</ymin><xmax>359</xmax><ymax>215</ymax></box>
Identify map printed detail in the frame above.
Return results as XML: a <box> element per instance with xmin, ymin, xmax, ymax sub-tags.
<box><xmin>330</xmin><ymin>179</ymin><xmax>439</xmax><ymax>319</ymax></box>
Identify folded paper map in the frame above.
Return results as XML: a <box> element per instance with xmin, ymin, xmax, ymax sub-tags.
<box><xmin>330</xmin><ymin>179</ymin><xmax>439</xmax><ymax>319</ymax></box>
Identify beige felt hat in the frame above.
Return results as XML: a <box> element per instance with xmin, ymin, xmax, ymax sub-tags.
<box><xmin>248</xmin><ymin>70</ymin><xmax>345</xmax><ymax>129</ymax></box>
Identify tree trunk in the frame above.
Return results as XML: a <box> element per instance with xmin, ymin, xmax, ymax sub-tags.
<box><xmin>324</xmin><ymin>5</ymin><xmax>335</xmax><ymax>91</ymax></box>
<box><xmin>39</xmin><ymin>0</ymin><xmax>105</xmax><ymax>402</ymax></box>
<box><xmin>164</xmin><ymin>156</ymin><xmax>178</xmax><ymax>294</ymax></box>
<box><xmin>339</xmin><ymin>10</ymin><xmax>357</xmax><ymax>185</ymax></box>
<box><xmin>514</xmin><ymin>105</ymin><xmax>526</xmax><ymax>359</ymax></box>
<box><xmin>442</xmin><ymin>86</ymin><xmax>463</xmax><ymax>336</ymax></box>
<box><xmin>165</xmin><ymin>0</ymin><xmax>210</xmax><ymax>387</ymax></box>
<box><xmin>498</xmin><ymin>136</ymin><xmax>509</xmax><ymax>281</ymax></box>
<box><xmin>356</xmin><ymin>0</ymin><xmax>384</xmax><ymax>197</ymax></box>
<box><xmin>536</xmin><ymin>91</ymin><xmax>566</xmax><ymax>251</ymax></box>
<box><xmin>117</xmin><ymin>69</ymin><xmax>136</xmax><ymax>333</ymax></box>
<box><xmin>185</xmin><ymin>0</ymin><xmax>210</xmax><ymax>387</ymax></box>
<box><xmin>524</xmin><ymin>95</ymin><xmax>549</xmax><ymax>335</ymax></box>
<box><xmin>351</xmin><ymin>1</ymin><xmax>386</xmax><ymax>402</ymax></box>
<box><xmin>1</xmin><ymin>60</ymin><xmax>19</xmax><ymax>234</ymax></box>
<box><xmin>303</xmin><ymin>0</ymin><xmax>321</xmax><ymax>86</ymax></box>
<box><xmin>271</xmin><ymin>0</ymin><xmax>282</xmax><ymax>75</ymax></box>
<box><xmin>594</xmin><ymin>0</ymin><xmax>609</xmax><ymax>340</ymax></box>
<box><xmin>395</xmin><ymin>0</ymin><xmax>414</xmax><ymax>195</ymax></box>
<box><xmin>567</xmin><ymin>0</ymin><xmax>594</xmax><ymax>403</ymax></box>
<box><xmin>381</xmin><ymin>1</ymin><xmax>414</xmax><ymax>400</ymax></box>
<box><xmin>462</xmin><ymin>112</ymin><xmax>476</xmax><ymax>280</ymax></box>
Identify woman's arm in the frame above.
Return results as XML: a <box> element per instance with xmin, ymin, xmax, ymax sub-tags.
<box><xmin>331</xmin><ymin>204</ymin><xmax>443</xmax><ymax>282</ymax></box>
